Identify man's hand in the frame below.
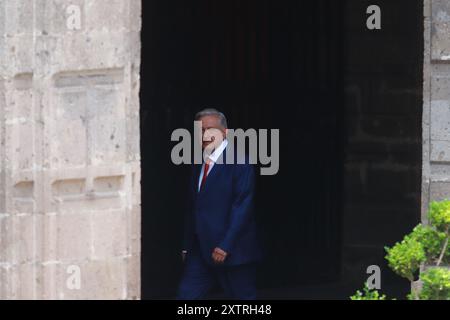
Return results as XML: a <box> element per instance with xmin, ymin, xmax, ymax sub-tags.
<box><xmin>181</xmin><ymin>250</ymin><xmax>187</xmax><ymax>263</ymax></box>
<box><xmin>212</xmin><ymin>247</ymin><xmax>228</xmax><ymax>264</ymax></box>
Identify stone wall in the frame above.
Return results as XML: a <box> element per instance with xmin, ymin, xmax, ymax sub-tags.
<box><xmin>0</xmin><ymin>1</ymin><xmax>142</xmax><ymax>299</ymax></box>
<box><xmin>423</xmin><ymin>0</ymin><xmax>450</xmax><ymax>214</ymax></box>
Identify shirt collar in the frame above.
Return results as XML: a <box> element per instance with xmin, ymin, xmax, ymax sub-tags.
<box><xmin>208</xmin><ymin>139</ymin><xmax>228</xmax><ymax>163</ymax></box>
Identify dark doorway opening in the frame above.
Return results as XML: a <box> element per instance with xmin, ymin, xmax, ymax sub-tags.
<box><xmin>140</xmin><ymin>0</ymin><xmax>423</xmax><ymax>299</ymax></box>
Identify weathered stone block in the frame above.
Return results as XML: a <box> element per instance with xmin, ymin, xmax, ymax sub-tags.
<box><xmin>91</xmin><ymin>209</ymin><xmax>128</xmax><ymax>259</ymax></box>
<box><xmin>58</xmin><ymin>259</ymin><xmax>127</xmax><ymax>300</ymax></box>
<box><xmin>40</xmin><ymin>213</ymin><xmax>58</xmax><ymax>263</ymax></box>
<box><xmin>11</xmin><ymin>215</ymin><xmax>36</xmax><ymax>265</ymax></box>
<box><xmin>126</xmin><ymin>255</ymin><xmax>140</xmax><ymax>300</ymax></box>
<box><xmin>431</xmin><ymin>0</ymin><xmax>450</xmax><ymax>61</ymax></box>
<box><xmin>431</xmin><ymin>140</ymin><xmax>450</xmax><ymax>162</ymax></box>
<box><xmin>10</xmin><ymin>263</ymin><xmax>36</xmax><ymax>300</ymax></box>
<box><xmin>3</xmin><ymin>1</ymin><xmax>34</xmax><ymax>35</ymax></box>
<box><xmin>430</xmin><ymin>181</ymin><xmax>450</xmax><ymax>200</ymax></box>
<box><xmin>431</xmin><ymin>74</ymin><xmax>450</xmax><ymax>100</ymax></box>
<box><xmin>430</xmin><ymin>100</ymin><xmax>450</xmax><ymax>141</ymax></box>
<box><xmin>85</xmin><ymin>0</ymin><xmax>128</xmax><ymax>32</ymax></box>
<box><xmin>129</xmin><ymin>205</ymin><xmax>141</xmax><ymax>256</ymax></box>
<box><xmin>0</xmin><ymin>215</ymin><xmax>11</xmax><ymax>264</ymax></box>
<box><xmin>57</xmin><ymin>213</ymin><xmax>91</xmax><ymax>262</ymax></box>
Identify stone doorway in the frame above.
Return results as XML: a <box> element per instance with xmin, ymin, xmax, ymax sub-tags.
<box><xmin>140</xmin><ymin>0</ymin><xmax>424</xmax><ymax>299</ymax></box>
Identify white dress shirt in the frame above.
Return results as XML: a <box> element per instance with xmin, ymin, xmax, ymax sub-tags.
<box><xmin>198</xmin><ymin>139</ymin><xmax>228</xmax><ymax>191</ymax></box>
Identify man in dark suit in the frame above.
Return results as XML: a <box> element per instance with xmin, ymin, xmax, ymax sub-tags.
<box><xmin>177</xmin><ymin>108</ymin><xmax>262</xmax><ymax>300</ymax></box>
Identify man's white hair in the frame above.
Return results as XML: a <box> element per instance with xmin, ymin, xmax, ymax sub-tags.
<box><xmin>195</xmin><ymin>108</ymin><xmax>228</xmax><ymax>129</ymax></box>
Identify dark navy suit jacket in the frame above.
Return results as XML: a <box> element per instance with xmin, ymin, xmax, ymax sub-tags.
<box><xmin>182</xmin><ymin>147</ymin><xmax>263</xmax><ymax>266</ymax></box>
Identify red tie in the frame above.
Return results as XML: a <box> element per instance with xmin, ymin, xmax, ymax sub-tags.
<box><xmin>200</xmin><ymin>162</ymin><xmax>210</xmax><ymax>190</ymax></box>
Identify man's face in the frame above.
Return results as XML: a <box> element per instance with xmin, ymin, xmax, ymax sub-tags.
<box><xmin>198</xmin><ymin>115</ymin><xmax>227</xmax><ymax>151</ymax></box>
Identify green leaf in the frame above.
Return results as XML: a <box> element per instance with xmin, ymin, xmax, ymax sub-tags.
<box><xmin>350</xmin><ymin>284</ymin><xmax>387</xmax><ymax>300</ymax></box>
<box><xmin>419</xmin><ymin>268</ymin><xmax>450</xmax><ymax>300</ymax></box>
<box><xmin>428</xmin><ymin>200</ymin><xmax>450</xmax><ymax>232</ymax></box>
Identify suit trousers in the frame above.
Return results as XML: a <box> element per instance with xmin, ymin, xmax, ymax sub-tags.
<box><xmin>176</xmin><ymin>235</ymin><xmax>257</xmax><ymax>300</ymax></box>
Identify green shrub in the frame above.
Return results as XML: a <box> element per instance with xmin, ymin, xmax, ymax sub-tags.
<box><xmin>385</xmin><ymin>236</ymin><xmax>425</xmax><ymax>281</ymax></box>
<box><xmin>408</xmin><ymin>225</ymin><xmax>448</xmax><ymax>263</ymax></box>
<box><xmin>351</xmin><ymin>200</ymin><xmax>450</xmax><ymax>300</ymax></box>
<box><xmin>350</xmin><ymin>284</ymin><xmax>387</xmax><ymax>300</ymax></box>
<box><xmin>419</xmin><ymin>268</ymin><xmax>450</xmax><ymax>300</ymax></box>
<box><xmin>428</xmin><ymin>200</ymin><xmax>450</xmax><ymax>232</ymax></box>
